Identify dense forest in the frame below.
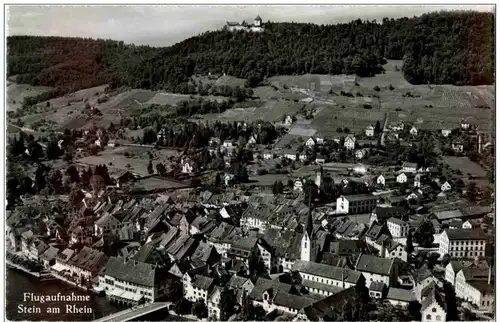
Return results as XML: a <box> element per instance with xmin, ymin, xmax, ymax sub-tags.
<box><xmin>7</xmin><ymin>11</ymin><xmax>494</xmax><ymax>95</ymax></box>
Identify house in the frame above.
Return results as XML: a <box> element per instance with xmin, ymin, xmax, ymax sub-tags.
<box><xmin>293</xmin><ymin>260</ymin><xmax>365</xmax><ymax>297</ymax></box>
<box><xmin>315</xmin><ymin>155</ymin><xmax>327</xmax><ymax>164</ymax></box>
<box><xmin>299</xmin><ymin>152</ymin><xmax>308</xmax><ymax>162</ymax></box>
<box><xmin>209</xmin><ymin>137</ymin><xmax>221</xmax><ymax>146</ymax></box>
<box><xmin>441</xmin><ymin>181</ymin><xmax>451</xmax><ymax>192</ymax></box>
<box><xmin>421</xmin><ymin>288</ymin><xmax>447</xmax><ymax>322</ymax></box>
<box><xmin>452</xmin><ymin>141</ymin><xmax>464</xmax><ymax>153</ymax></box>
<box><xmin>39</xmin><ymin>246</ymin><xmax>59</xmax><ymax>269</ymax></box>
<box><xmin>455</xmin><ymin>264</ymin><xmax>494</xmax><ymax>310</ymax></box>
<box><xmin>107</xmin><ymin>140</ymin><xmax>116</xmax><ymax>147</ymax></box>
<box><xmin>355</xmin><ymin>254</ymin><xmax>396</xmax><ymax>287</ymax></box>
<box><xmin>386</xmin><ymin>287</ymin><xmax>415</xmax><ymax>307</ymax></box>
<box><xmin>387</xmin><ymin>217</ymin><xmax>409</xmax><ymax>238</ymax></box>
<box><xmin>414</xmin><ymin>173</ymin><xmax>422</xmax><ymax>188</ymax></box>
<box><xmin>263</xmin><ymin>151</ymin><xmax>274</xmax><ymax>160</ymax></box>
<box><xmin>355</xmin><ymin>149</ymin><xmax>368</xmax><ymax>160</ymax></box>
<box><xmin>294</xmin><ymin>178</ymin><xmax>304</xmax><ymax>192</ymax></box>
<box><xmin>305</xmin><ymin>137</ymin><xmax>317</xmax><ymax>147</ymax></box>
<box><xmin>396</xmin><ymin>173</ymin><xmax>407</xmax><ymax>184</ymax></box>
<box><xmin>438</xmin><ymin>229</ymin><xmax>487</xmax><ymax>259</ymax></box>
<box><xmin>365</xmin><ymin>125</ymin><xmax>375</xmax><ymax>137</ymax></box>
<box><xmin>376</xmin><ymin>174</ymin><xmax>386</xmax><ymax>186</ymax></box>
<box><xmin>207</xmin><ymin>286</ymin><xmax>223</xmax><ymax>320</ymax></box>
<box><xmin>297</xmin><ymin>287</ymin><xmax>358</xmax><ymax>321</ymax></box>
<box><xmin>94</xmin><ymin>213</ymin><xmax>122</xmax><ymax>238</ymax></box>
<box><xmin>385</xmin><ymin>241</ymin><xmax>408</xmax><ymax>262</ymax></box>
<box><xmin>99</xmin><ymin>257</ymin><xmax>169</xmax><ymax>304</ymax></box>
<box><xmin>336</xmin><ymin>194</ymin><xmax>378</xmax><ymax>214</ymax></box>
<box><xmin>369</xmin><ymin>206</ymin><xmax>406</xmax><ymax>226</ymax></box>
<box><xmin>65</xmin><ymin>247</ymin><xmax>109</xmax><ymax>286</ymax></box>
<box><xmin>441</xmin><ymin>129</ymin><xmax>451</xmax><ymax>137</ymax></box>
<box><xmin>344</xmin><ymin>135</ymin><xmax>356</xmax><ymax>150</ymax></box>
<box><xmin>223</xmin><ymin>174</ymin><xmax>234</xmax><ymax>186</ymax></box>
<box><xmin>282</xmin><ymin>149</ymin><xmax>297</xmax><ymax>161</ymax></box>
<box><xmin>402</xmin><ymin>162</ymin><xmax>417</xmax><ymax>173</ymax></box>
<box><xmin>247</xmin><ymin>134</ymin><xmax>258</xmax><ymax>146</ymax></box>
<box><xmin>368</xmin><ymin>281</ymin><xmax>385</xmax><ymax>299</ymax></box>
<box><xmin>409</xmin><ymin>126</ymin><xmax>418</xmax><ymax>136</ymax></box>
<box><xmin>445</xmin><ymin>260</ymin><xmax>468</xmax><ymax>286</ymax></box>
<box><xmin>181</xmin><ymin>157</ymin><xmax>195</xmax><ymax>174</ymax></box>
<box><xmin>413</xmin><ymin>266</ymin><xmax>440</xmax><ymax>302</ymax></box>
<box><xmin>183</xmin><ymin>274</ymin><xmax>215</xmax><ymax>302</ymax></box>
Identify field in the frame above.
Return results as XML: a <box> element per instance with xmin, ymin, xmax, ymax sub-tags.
<box><xmin>442</xmin><ymin>156</ymin><xmax>488</xmax><ymax>178</ymax></box>
<box><xmin>9</xmin><ymin>58</ymin><xmax>494</xmax><ymax>140</ymax></box>
<box><xmin>6</xmin><ymin>82</ymin><xmax>53</xmax><ymax>112</ymax></box>
<box><xmin>76</xmin><ymin>146</ymin><xmax>180</xmax><ymax>177</ymax></box>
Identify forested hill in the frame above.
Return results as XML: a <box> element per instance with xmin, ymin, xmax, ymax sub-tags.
<box><xmin>7</xmin><ymin>11</ymin><xmax>494</xmax><ymax>94</ymax></box>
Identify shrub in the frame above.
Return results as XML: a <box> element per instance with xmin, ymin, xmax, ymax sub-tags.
<box><xmin>389</xmin><ymin>84</ymin><xmax>395</xmax><ymax>90</ymax></box>
<box><xmin>373</xmin><ymin>85</ymin><xmax>381</xmax><ymax>91</ymax></box>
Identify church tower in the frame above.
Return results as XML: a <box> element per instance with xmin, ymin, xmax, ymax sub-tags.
<box><xmin>254</xmin><ymin>15</ymin><xmax>262</xmax><ymax>27</ymax></box>
<box><xmin>301</xmin><ymin>194</ymin><xmax>315</xmax><ymax>262</ymax></box>
<box><xmin>314</xmin><ymin>166</ymin><xmax>323</xmax><ymax>190</ymax></box>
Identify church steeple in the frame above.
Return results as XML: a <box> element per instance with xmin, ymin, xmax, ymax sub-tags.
<box><xmin>306</xmin><ymin>192</ymin><xmax>313</xmax><ymax>238</ymax></box>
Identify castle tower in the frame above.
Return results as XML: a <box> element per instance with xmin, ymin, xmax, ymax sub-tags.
<box><xmin>301</xmin><ymin>194</ymin><xmax>315</xmax><ymax>262</ymax></box>
<box><xmin>254</xmin><ymin>15</ymin><xmax>262</xmax><ymax>27</ymax></box>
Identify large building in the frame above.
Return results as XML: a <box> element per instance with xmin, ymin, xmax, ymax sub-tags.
<box><xmin>336</xmin><ymin>194</ymin><xmax>378</xmax><ymax>214</ymax></box>
<box><xmin>99</xmin><ymin>257</ymin><xmax>169</xmax><ymax>305</ymax></box>
<box><xmin>225</xmin><ymin>16</ymin><xmax>264</xmax><ymax>32</ymax></box>
<box><xmin>438</xmin><ymin>229</ymin><xmax>488</xmax><ymax>259</ymax></box>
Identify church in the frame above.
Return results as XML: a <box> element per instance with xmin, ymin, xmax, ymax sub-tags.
<box><xmin>225</xmin><ymin>15</ymin><xmax>264</xmax><ymax>32</ymax></box>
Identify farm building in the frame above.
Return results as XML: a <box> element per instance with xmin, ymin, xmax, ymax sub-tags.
<box><xmin>365</xmin><ymin>125</ymin><xmax>375</xmax><ymax>137</ymax></box>
<box><xmin>344</xmin><ymin>135</ymin><xmax>356</xmax><ymax>150</ymax></box>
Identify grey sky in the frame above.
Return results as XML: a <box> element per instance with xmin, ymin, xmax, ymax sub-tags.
<box><xmin>7</xmin><ymin>5</ymin><xmax>494</xmax><ymax>47</ymax></box>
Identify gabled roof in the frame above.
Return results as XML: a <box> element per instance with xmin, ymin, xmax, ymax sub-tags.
<box><xmin>192</xmin><ymin>275</ymin><xmax>214</xmax><ymax>290</ymax></box>
<box><xmin>293</xmin><ymin>260</ymin><xmax>362</xmax><ymax>284</ymax></box>
<box><xmin>102</xmin><ymin>257</ymin><xmax>165</xmax><ymax>287</ymax></box>
<box><xmin>444</xmin><ymin>228</ymin><xmax>488</xmax><ymax>240</ymax></box>
<box><xmin>355</xmin><ymin>254</ymin><xmax>393</xmax><ymax>276</ymax></box>
<box><xmin>249</xmin><ymin>278</ymin><xmax>292</xmax><ymax>300</ymax></box>
<box><xmin>387</xmin><ymin>287</ymin><xmax>415</xmax><ymax>302</ymax></box>
<box><xmin>95</xmin><ymin>213</ymin><xmax>121</xmax><ymax>227</ymax></box>
<box><xmin>273</xmin><ymin>291</ymin><xmax>316</xmax><ymax>310</ymax></box>
<box><xmin>421</xmin><ymin>289</ymin><xmax>446</xmax><ymax>313</ymax></box>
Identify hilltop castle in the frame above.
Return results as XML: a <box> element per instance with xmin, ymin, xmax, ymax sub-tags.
<box><xmin>225</xmin><ymin>15</ymin><xmax>264</xmax><ymax>32</ymax></box>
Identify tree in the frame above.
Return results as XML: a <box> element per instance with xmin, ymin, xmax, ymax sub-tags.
<box><xmin>219</xmin><ymin>286</ymin><xmax>234</xmax><ymax>321</ymax></box>
<box><xmin>192</xmin><ymin>301</ymin><xmax>208</xmax><ymax>319</ymax></box>
<box><xmin>69</xmin><ymin>187</ymin><xmax>85</xmax><ymax>208</ymax></box>
<box><xmin>90</xmin><ymin>175</ymin><xmax>105</xmax><ymax>192</ymax></box>
<box><xmin>214</xmin><ymin>173</ymin><xmax>222</xmax><ymax>187</ymax></box>
<box><xmin>414</xmin><ymin>220</ymin><xmax>435</xmax><ymax>248</ymax></box>
<box><xmin>63</xmin><ymin>146</ymin><xmax>76</xmax><ymax>162</ymax></box>
<box><xmin>147</xmin><ymin>160</ymin><xmax>154</xmax><ymax>174</ymax></box>
<box><xmin>272</xmin><ymin>180</ymin><xmax>284</xmax><ymax>194</ymax></box>
<box><xmin>374</xmin><ymin>120</ymin><xmax>381</xmax><ymax>134</ymax></box>
<box><xmin>373</xmin><ymin>85</ymin><xmax>381</xmax><ymax>91</ymax></box>
<box><xmin>156</xmin><ymin>163</ymin><xmax>167</xmax><ymax>176</ymax></box>
<box><xmin>66</xmin><ymin>165</ymin><xmax>80</xmax><ymax>183</ymax></box>
<box><xmin>405</xmin><ymin>230</ymin><xmax>414</xmax><ymax>254</ymax></box>
<box><xmin>443</xmin><ymin>281</ymin><xmax>459</xmax><ymax>321</ymax></box>
<box><xmin>48</xmin><ymin>169</ymin><xmax>63</xmax><ymax>194</ymax></box>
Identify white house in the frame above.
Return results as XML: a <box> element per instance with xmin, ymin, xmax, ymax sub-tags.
<box><xmin>452</xmin><ymin>142</ymin><xmax>464</xmax><ymax>153</ymax></box>
<box><xmin>441</xmin><ymin>181</ymin><xmax>451</xmax><ymax>192</ymax></box>
<box><xmin>305</xmin><ymin>137</ymin><xmax>316</xmax><ymax>147</ymax></box>
<box><xmin>438</xmin><ymin>229</ymin><xmax>487</xmax><ymax>259</ymax></box>
<box><xmin>284</xmin><ymin>115</ymin><xmax>293</xmax><ymax>126</ymax></box>
<box><xmin>247</xmin><ymin>134</ymin><xmax>258</xmax><ymax>146</ymax></box>
<box><xmin>414</xmin><ymin>173</ymin><xmax>422</xmax><ymax>188</ymax></box>
<box><xmin>207</xmin><ymin>286</ymin><xmax>222</xmax><ymax>320</ymax></box>
<box><xmin>386</xmin><ymin>287</ymin><xmax>415</xmax><ymax>307</ymax></box>
<box><xmin>223</xmin><ymin>140</ymin><xmax>234</xmax><ymax>148</ymax></box>
<box><xmin>336</xmin><ymin>194</ymin><xmax>378</xmax><ymax>214</ymax></box>
<box><xmin>396</xmin><ymin>173</ymin><xmax>407</xmax><ymax>184</ymax></box>
<box><xmin>94</xmin><ymin>213</ymin><xmax>122</xmax><ymax>238</ymax></box>
<box><xmin>183</xmin><ymin>273</ymin><xmax>214</xmax><ymax>303</ymax></box>
<box><xmin>355</xmin><ymin>254</ymin><xmax>396</xmax><ymax>287</ymax></box>
<box><xmin>385</xmin><ymin>241</ymin><xmax>408</xmax><ymax>262</ymax></box>
<box><xmin>263</xmin><ymin>152</ymin><xmax>274</xmax><ymax>160</ymax></box>
<box><xmin>181</xmin><ymin>157</ymin><xmax>195</xmax><ymax>174</ymax></box>
<box><xmin>344</xmin><ymin>135</ymin><xmax>356</xmax><ymax>150</ymax></box>
<box><xmin>299</xmin><ymin>153</ymin><xmax>308</xmax><ymax>162</ymax></box>
<box><xmin>441</xmin><ymin>129</ymin><xmax>451</xmax><ymax>137</ymax></box>
<box><xmin>387</xmin><ymin>217</ymin><xmax>409</xmax><ymax>238</ymax></box>
<box><xmin>294</xmin><ymin>178</ymin><xmax>304</xmax><ymax>192</ymax></box>
<box><xmin>365</xmin><ymin>125</ymin><xmax>375</xmax><ymax>137</ymax></box>
<box><xmin>445</xmin><ymin>261</ymin><xmax>465</xmax><ymax>286</ymax></box>
<box><xmin>355</xmin><ymin>149</ymin><xmax>368</xmax><ymax>160</ymax></box>
<box><xmin>421</xmin><ymin>289</ymin><xmax>447</xmax><ymax>322</ymax></box>
<box><xmin>376</xmin><ymin>175</ymin><xmax>386</xmax><ymax>186</ymax></box>
<box><xmin>402</xmin><ymin>162</ymin><xmax>417</xmax><ymax>173</ymax></box>
<box><xmin>409</xmin><ymin>126</ymin><xmax>418</xmax><ymax>136</ymax></box>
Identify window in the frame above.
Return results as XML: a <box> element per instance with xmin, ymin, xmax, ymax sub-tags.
<box><xmin>432</xmin><ymin>308</ymin><xmax>437</xmax><ymax>313</ymax></box>
<box><xmin>436</xmin><ymin>315</ymin><xmax>441</xmax><ymax>321</ymax></box>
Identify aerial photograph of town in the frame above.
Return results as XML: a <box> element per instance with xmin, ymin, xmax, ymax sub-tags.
<box><xmin>4</xmin><ymin>4</ymin><xmax>496</xmax><ymax>322</ymax></box>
